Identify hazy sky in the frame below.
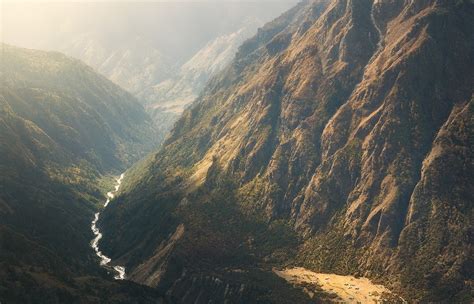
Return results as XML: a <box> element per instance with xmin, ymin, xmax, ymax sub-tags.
<box><xmin>2</xmin><ymin>0</ymin><xmax>297</xmax><ymax>62</ymax></box>
<box><xmin>3</xmin><ymin>0</ymin><xmax>295</xmax><ymax>2</ymax></box>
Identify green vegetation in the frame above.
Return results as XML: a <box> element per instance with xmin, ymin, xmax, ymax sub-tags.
<box><xmin>0</xmin><ymin>44</ymin><xmax>161</xmax><ymax>302</ymax></box>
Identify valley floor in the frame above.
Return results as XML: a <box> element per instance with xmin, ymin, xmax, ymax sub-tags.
<box><xmin>274</xmin><ymin>267</ymin><xmax>405</xmax><ymax>303</ymax></box>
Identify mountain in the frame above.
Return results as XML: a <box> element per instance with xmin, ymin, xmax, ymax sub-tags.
<box><xmin>62</xmin><ymin>34</ymin><xmax>173</xmax><ymax>96</ymax></box>
<box><xmin>141</xmin><ymin>18</ymin><xmax>263</xmax><ymax>115</ymax></box>
<box><xmin>2</xmin><ymin>2</ymin><xmax>298</xmax><ymax>101</ymax></box>
<box><xmin>100</xmin><ymin>0</ymin><xmax>474</xmax><ymax>302</ymax></box>
<box><xmin>0</xmin><ymin>44</ymin><xmax>162</xmax><ymax>303</ymax></box>
<box><xmin>138</xmin><ymin>18</ymin><xmax>267</xmax><ymax>143</ymax></box>
<box><xmin>2</xmin><ymin>2</ymin><xmax>299</xmax><ymax>145</ymax></box>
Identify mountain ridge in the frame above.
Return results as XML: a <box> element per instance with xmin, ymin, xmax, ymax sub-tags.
<box><xmin>101</xmin><ymin>0</ymin><xmax>473</xmax><ymax>302</ymax></box>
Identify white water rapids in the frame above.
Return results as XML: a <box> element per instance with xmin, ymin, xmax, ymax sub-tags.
<box><xmin>91</xmin><ymin>173</ymin><xmax>126</xmax><ymax>280</ymax></box>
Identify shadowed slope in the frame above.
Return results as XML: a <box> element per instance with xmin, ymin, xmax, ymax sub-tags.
<box><xmin>0</xmin><ymin>44</ymin><xmax>162</xmax><ymax>303</ymax></box>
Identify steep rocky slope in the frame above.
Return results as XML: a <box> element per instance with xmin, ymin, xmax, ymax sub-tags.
<box><xmin>0</xmin><ymin>44</ymin><xmax>162</xmax><ymax>303</ymax></box>
<box><xmin>101</xmin><ymin>0</ymin><xmax>473</xmax><ymax>302</ymax></box>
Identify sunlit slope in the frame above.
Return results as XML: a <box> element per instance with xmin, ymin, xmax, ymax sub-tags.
<box><xmin>103</xmin><ymin>0</ymin><xmax>473</xmax><ymax>302</ymax></box>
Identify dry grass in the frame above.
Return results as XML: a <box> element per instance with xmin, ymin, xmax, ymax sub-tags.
<box><xmin>274</xmin><ymin>267</ymin><xmax>396</xmax><ymax>303</ymax></box>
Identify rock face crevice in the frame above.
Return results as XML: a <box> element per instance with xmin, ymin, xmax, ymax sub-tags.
<box><xmin>101</xmin><ymin>0</ymin><xmax>473</xmax><ymax>302</ymax></box>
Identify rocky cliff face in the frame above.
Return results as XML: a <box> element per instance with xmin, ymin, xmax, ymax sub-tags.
<box><xmin>101</xmin><ymin>0</ymin><xmax>473</xmax><ymax>302</ymax></box>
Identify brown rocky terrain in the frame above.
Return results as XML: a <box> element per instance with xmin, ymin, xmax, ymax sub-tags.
<box><xmin>101</xmin><ymin>0</ymin><xmax>473</xmax><ymax>302</ymax></box>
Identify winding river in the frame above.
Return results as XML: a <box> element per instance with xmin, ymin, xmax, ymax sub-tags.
<box><xmin>91</xmin><ymin>173</ymin><xmax>126</xmax><ymax>280</ymax></box>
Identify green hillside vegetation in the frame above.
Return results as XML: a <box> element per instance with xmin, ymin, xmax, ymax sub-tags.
<box><xmin>0</xmin><ymin>44</ymin><xmax>162</xmax><ymax>303</ymax></box>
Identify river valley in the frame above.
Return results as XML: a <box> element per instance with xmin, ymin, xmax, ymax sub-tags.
<box><xmin>90</xmin><ymin>173</ymin><xmax>126</xmax><ymax>280</ymax></box>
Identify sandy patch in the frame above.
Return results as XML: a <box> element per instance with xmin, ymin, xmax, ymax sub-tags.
<box><xmin>274</xmin><ymin>267</ymin><xmax>403</xmax><ymax>303</ymax></box>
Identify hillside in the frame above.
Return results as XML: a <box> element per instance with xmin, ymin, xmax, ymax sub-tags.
<box><xmin>0</xmin><ymin>44</ymin><xmax>162</xmax><ymax>303</ymax></box>
<box><xmin>62</xmin><ymin>34</ymin><xmax>173</xmax><ymax>97</ymax></box>
<box><xmin>2</xmin><ymin>2</ymin><xmax>299</xmax><ymax>148</ymax></box>
<box><xmin>100</xmin><ymin>0</ymin><xmax>474</xmax><ymax>302</ymax></box>
<box><xmin>141</xmin><ymin>19</ymin><xmax>263</xmax><ymax>115</ymax></box>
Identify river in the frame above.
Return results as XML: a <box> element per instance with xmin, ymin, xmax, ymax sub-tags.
<box><xmin>90</xmin><ymin>173</ymin><xmax>126</xmax><ymax>280</ymax></box>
